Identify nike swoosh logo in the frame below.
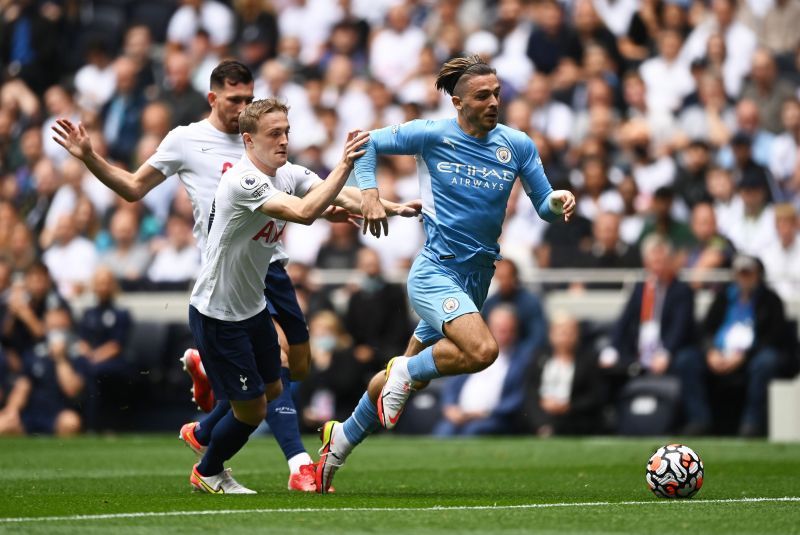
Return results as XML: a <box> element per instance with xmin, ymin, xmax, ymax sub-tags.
<box><xmin>201</xmin><ymin>147</ymin><xmax>211</xmax><ymax>152</ymax></box>
<box><xmin>388</xmin><ymin>410</ymin><xmax>402</xmax><ymax>425</ymax></box>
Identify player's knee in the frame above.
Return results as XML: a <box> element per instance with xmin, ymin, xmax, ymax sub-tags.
<box><xmin>465</xmin><ymin>339</ymin><xmax>499</xmax><ymax>372</ymax></box>
<box><xmin>265</xmin><ymin>379</ymin><xmax>283</xmax><ymax>402</ymax></box>
<box><xmin>55</xmin><ymin>411</ymin><xmax>82</xmax><ymax>437</ymax></box>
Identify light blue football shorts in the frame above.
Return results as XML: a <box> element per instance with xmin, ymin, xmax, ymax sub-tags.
<box><xmin>408</xmin><ymin>251</ymin><xmax>496</xmax><ymax>345</ymax></box>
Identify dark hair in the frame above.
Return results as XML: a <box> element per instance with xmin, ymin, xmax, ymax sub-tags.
<box><xmin>435</xmin><ymin>55</ymin><xmax>496</xmax><ymax>96</ymax></box>
<box><xmin>25</xmin><ymin>260</ymin><xmax>50</xmax><ymax>278</ymax></box>
<box><xmin>210</xmin><ymin>60</ymin><xmax>253</xmax><ymax>90</ymax></box>
<box><xmin>654</xmin><ymin>186</ymin><xmax>675</xmax><ymax>200</ymax></box>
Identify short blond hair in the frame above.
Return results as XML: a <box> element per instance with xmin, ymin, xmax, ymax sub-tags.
<box><xmin>238</xmin><ymin>98</ymin><xmax>289</xmax><ymax>135</ymax></box>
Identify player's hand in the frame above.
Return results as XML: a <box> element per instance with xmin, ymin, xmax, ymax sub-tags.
<box><xmin>549</xmin><ymin>190</ymin><xmax>576</xmax><ymax>222</ymax></box>
<box><xmin>397</xmin><ymin>199</ymin><xmax>422</xmax><ymax>217</ymax></box>
<box><xmin>361</xmin><ymin>188</ymin><xmax>389</xmax><ymax>237</ymax></box>
<box><xmin>51</xmin><ymin>119</ymin><xmax>94</xmax><ymax>161</ymax></box>
<box><xmin>341</xmin><ymin>130</ymin><xmax>370</xmax><ymax>168</ymax></box>
<box><xmin>322</xmin><ymin>206</ymin><xmax>361</xmax><ymax>227</ymax></box>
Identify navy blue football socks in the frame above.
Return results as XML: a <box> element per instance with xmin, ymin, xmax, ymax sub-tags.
<box><xmin>194</xmin><ymin>401</ymin><xmax>229</xmax><ymax>446</ymax></box>
<box><xmin>265</xmin><ymin>367</ymin><xmax>306</xmax><ymax>460</ymax></box>
<box><xmin>197</xmin><ymin>411</ymin><xmax>258</xmax><ymax>476</ymax></box>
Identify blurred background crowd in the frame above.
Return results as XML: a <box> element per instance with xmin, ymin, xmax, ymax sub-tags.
<box><xmin>0</xmin><ymin>0</ymin><xmax>798</xmax><ymax>439</ymax></box>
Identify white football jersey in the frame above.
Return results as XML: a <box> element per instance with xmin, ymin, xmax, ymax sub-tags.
<box><xmin>145</xmin><ymin>119</ymin><xmax>290</xmax><ymax>262</ymax></box>
<box><xmin>190</xmin><ymin>154</ymin><xmax>322</xmax><ymax>321</ymax></box>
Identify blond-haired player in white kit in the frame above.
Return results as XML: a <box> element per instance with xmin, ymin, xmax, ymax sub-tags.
<box><xmin>187</xmin><ymin>99</ymin><xmax>414</xmax><ymax>493</ymax></box>
<box><xmin>51</xmin><ymin>61</ymin><xmax>415</xmax><ymax>491</ymax></box>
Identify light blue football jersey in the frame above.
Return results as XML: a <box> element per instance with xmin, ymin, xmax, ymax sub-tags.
<box><xmin>354</xmin><ymin>118</ymin><xmax>558</xmax><ymax>264</ymax></box>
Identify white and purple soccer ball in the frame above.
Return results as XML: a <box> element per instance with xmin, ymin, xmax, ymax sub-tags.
<box><xmin>646</xmin><ymin>444</ymin><xmax>704</xmax><ymax>499</ymax></box>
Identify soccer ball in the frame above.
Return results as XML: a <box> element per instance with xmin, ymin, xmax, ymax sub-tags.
<box><xmin>646</xmin><ymin>443</ymin><xmax>704</xmax><ymax>498</ymax></box>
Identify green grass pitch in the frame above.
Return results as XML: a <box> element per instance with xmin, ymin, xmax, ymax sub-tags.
<box><xmin>0</xmin><ymin>435</ymin><xmax>798</xmax><ymax>534</ymax></box>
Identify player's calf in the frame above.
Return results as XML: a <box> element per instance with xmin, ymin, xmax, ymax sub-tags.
<box><xmin>458</xmin><ymin>338</ymin><xmax>499</xmax><ymax>374</ymax></box>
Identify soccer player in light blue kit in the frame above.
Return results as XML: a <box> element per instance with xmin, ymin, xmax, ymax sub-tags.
<box><xmin>315</xmin><ymin>55</ymin><xmax>576</xmax><ymax>492</ymax></box>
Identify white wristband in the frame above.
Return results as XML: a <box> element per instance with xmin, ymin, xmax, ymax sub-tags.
<box><xmin>548</xmin><ymin>192</ymin><xmax>564</xmax><ymax>215</ymax></box>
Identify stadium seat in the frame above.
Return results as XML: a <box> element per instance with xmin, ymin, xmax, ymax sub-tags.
<box><xmin>778</xmin><ymin>319</ymin><xmax>799</xmax><ymax>378</ymax></box>
<box><xmin>124</xmin><ymin>320</ymin><xmax>170</xmax><ymax>383</ymax></box>
<box><xmin>616</xmin><ymin>375</ymin><xmax>682</xmax><ymax>436</ymax></box>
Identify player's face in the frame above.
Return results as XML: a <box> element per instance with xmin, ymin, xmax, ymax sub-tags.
<box><xmin>210</xmin><ymin>81</ymin><xmax>255</xmax><ymax>134</ymax></box>
<box><xmin>247</xmin><ymin>111</ymin><xmax>290</xmax><ymax>172</ymax></box>
<box><xmin>456</xmin><ymin>74</ymin><xmax>501</xmax><ymax>136</ymax></box>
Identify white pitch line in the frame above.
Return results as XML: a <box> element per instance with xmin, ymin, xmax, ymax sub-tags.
<box><xmin>1</xmin><ymin>497</ymin><xmax>798</xmax><ymax>524</ymax></box>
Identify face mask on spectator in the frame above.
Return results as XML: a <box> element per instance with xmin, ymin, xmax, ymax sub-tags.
<box><xmin>360</xmin><ymin>275</ymin><xmax>385</xmax><ymax>293</ymax></box>
<box><xmin>312</xmin><ymin>335</ymin><xmax>337</xmax><ymax>352</ymax></box>
<box><xmin>47</xmin><ymin>329</ymin><xmax>69</xmax><ymax>346</ymax></box>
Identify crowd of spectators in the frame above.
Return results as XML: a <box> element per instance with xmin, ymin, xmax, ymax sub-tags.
<box><xmin>0</xmin><ymin>0</ymin><xmax>799</xmax><ymax>436</ymax></box>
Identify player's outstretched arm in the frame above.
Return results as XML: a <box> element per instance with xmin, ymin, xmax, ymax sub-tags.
<box><xmin>259</xmin><ymin>132</ymin><xmax>369</xmax><ymax>224</ymax></box>
<box><xmin>353</xmin><ymin>121</ymin><xmax>428</xmax><ymax>237</ymax></box>
<box><xmin>333</xmin><ymin>187</ymin><xmax>421</xmax><ymax>218</ymax></box>
<box><xmin>353</xmin><ymin>134</ymin><xmax>388</xmax><ymax>237</ymax></box>
<box><xmin>51</xmin><ymin>119</ymin><xmax>165</xmax><ymax>201</ymax></box>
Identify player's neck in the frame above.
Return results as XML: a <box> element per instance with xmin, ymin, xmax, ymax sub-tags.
<box><xmin>245</xmin><ymin>150</ymin><xmax>277</xmax><ymax>176</ymax></box>
<box><xmin>207</xmin><ymin>113</ymin><xmax>236</xmax><ymax>135</ymax></box>
<box><xmin>456</xmin><ymin>116</ymin><xmax>489</xmax><ymax>139</ymax></box>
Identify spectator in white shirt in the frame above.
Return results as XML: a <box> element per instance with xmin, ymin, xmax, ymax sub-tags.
<box><xmin>680</xmin><ymin>0</ymin><xmax>757</xmax><ymax>95</ymax></box>
<box><xmin>319</xmin><ymin>54</ymin><xmax>373</xmax><ymax>134</ymax></box>
<box><xmin>761</xmin><ymin>203</ymin><xmax>800</xmax><ymax>301</ymax></box>
<box><xmin>42</xmin><ymin>213</ymin><xmax>98</xmax><ymax>299</ymax></box>
<box><xmin>40</xmin><ymin>159</ymin><xmax>85</xmax><ymax>250</ymax></box>
<box><xmin>592</xmin><ymin>0</ymin><xmax>638</xmax><ymax>37</ymax></box>
<box><xmin>525</xmin><ymin>75</ymin><xmax>574</xmax><ymax>153</ymax></box>
<box><xmin>726</xmin><ymin>172</ymin><xmax>777</xmax><ymax>255</ymax></box>
<box><xmin>147</xmin><ymin>214</ymin><xmax>200</xmax><ymax>288</ymax></box>
<box><xmin>167</xmin><ymin>0</ymin><xmax>235</xmax><ymax>54</ymax></box>
<box><xmin>278</xmin><ymin>0</ymin><xmax>342</xmax><ymax>65</ymax></box>
<box><xmin>254</xmin><ymin>60</ymin><xmax>315</xmax><ymax>133</ymax></box>
<box><xmin>640</xmin><ymin>29</ymin><xmax>695</xmax><ymax>114</ymax></box>
<box><xmin>707</xmin><ymin>166</ymin><xmax>743</xmax><ymax>233</ymax></box>
<box><xmin>621</xmin><ymin>71</ymin><xmax>677</xmax><ymax>151</ymax></box>
<box><xmin>677</xmin><ymin>74</ymin><xmax>736</xmax><ymax>148</ymax></box>
<box><xmin>369</xmin><ymin>4</ymin><xmax>426</xmax><ymax>90</ymax></box>
<box><xmin>41</xmin><ymin>86</ymin><xmax>81</xmax><ymax>169</ymax></box>
<box><xmin>769</xmin><ymin>98</ymin><xmax>800</xmax><ymax>193</ymax></box>
<box><xmin>99</xmin><ymin>208</ymin><xmax>153</xmax><ymax>289</ymax></box>
<box><xmin>73</xmin><ymin>39</ymin><xmax>116</xmax><ymax>112</ymax></box>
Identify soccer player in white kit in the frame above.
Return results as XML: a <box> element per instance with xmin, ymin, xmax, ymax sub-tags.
<box><xmin>188</xmin><ymin>98</ymin><xmax>418</xmax><ymax>493</ymax></box>
<box><xmin>51</xmin><ymin>61</ymin><xmax>341</xmax><ymax>491</ymax></box>
<box><xmin>181</xmin><ymin>99</ymin><xmax>370</xmax><ymax>493</ymax></box>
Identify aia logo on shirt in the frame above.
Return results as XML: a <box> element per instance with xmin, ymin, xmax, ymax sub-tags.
<box><xmin>252</xmin><ymin>220</ymin><xmax>285</xmax><ymax>245</ymax></box>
